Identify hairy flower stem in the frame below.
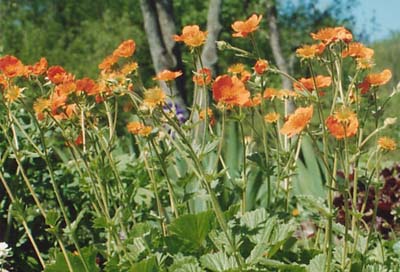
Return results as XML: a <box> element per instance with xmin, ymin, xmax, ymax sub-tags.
<box><xmin>250</xmin><ymin>33</ymin><xmax>261</xmax><ymax>59</ymax></box>
<box><xmin>196</xmin><ymin>47</ymin><xmax>209</xmax><ymax>149</ymax></box>
<box><xmin>18</xmin><ymin>101</ymin><xmax>90</xmax><ymax>271</ymax></box>
<box><xmin>150</xmin><ymin>139</ymin><xmax>179</xmax><ymax>218</ymax></box>
<box><xmin>342</xmin><ymin>134</ymin><xmax>351</xmax><ymax>271</ymax></box>
<box><xmin>0</xmin><ymin>171</ymin><xmax>46</xmax><ymax>269</ymax></box>
<box><xmin>46</xmin><ymin>116</ymin><xmax>128</xmax><ymax>259</ymax></box>
<box><xmin>104</xmin><ymin>99</ymin><xmax>115</xmax><ymax>141</ymax></box>
<box><xmin>162</xmin><ymin>111</ymin><xmax>244</xmax><ymax>269</ymax></box>
<box><xmin>325</xmin><ymin>152</ymin><xmax>337</xmax><ymax>272</ymax></box>
<box><xmin>309</xmin><ymin>62</ymin><xmax>334</xmax><ymax>271</ymax></box>
<box><xmin>239</xmin><ymin>119</ymin><xmax>248</xmax><ymax>215</ymax></box>
<box><xmin>0</xmin><ymin>124</ymin><xmax>46</xmax><ymax>218</ymax></box>
<box><xmin>143</xmin><ymin>145</ymin><xmax>167</xmax><ymax>235</ymax></box>
<box><xmin>0</xmin><ymin>123</ymin><xmax>75</xmax><ymax>272</ymax></box>
<box><xmin>49</xmin><ymin>116</ymin><xmax>109</xmax><ymax>217</ymax></box>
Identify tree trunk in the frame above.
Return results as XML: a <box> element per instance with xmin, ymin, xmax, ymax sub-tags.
<box><xmin>200</xmin><ymin>0</ymin><xmax>222</xmax><ymax>73</ymax></box>
<box><xmin>265</xmin><ymin>0</ymin><xmax>295</xmax><ymax>113</ymax></box>
<box><xmin>193</xmin><ymin>0</ymin><xmax>223</xmax><ymax>111</ymax></box>
<box><xmin>140</xmin><ymin>0</ymin><xmax>187</xmax><ymax>106</ymax></box>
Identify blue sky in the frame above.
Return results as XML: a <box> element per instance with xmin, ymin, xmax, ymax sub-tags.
<box><xmin>352</xmin><ymin>0</ymin><xmax>400</xmax><ymax>41</ymax></box>
<box><xmin>283</xmin><ymin>0</ymin><xmax>400</xmax><ymax>41</ymax></box>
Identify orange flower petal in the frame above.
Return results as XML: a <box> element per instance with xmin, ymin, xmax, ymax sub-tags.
<box><xmin>280</xmin><ymin>105</ymin><xmax>313</xmax><ymax>137</ymax></box>
<box><xmin>293</xmin><ymin>76</ymin><xmax>332</xmax><ymax>92</ymax></box>
<box><xmin>113</xmin><ymin>39</ymin><xmax>136</xmax><ymax>58</ymax></box>
<box><xmin>153</xmin><ymin>69</ymin><xmax>183</xmax><ymax>81</ymax></box>
<box><xmin>325</xmin><ymin>114</ymin><xmax>358</xmax><ymax>139</ymax></box>
<box><xmin>174</xmin><ymin>25</ymin><xmax>207</xmax><ymax>47</ymax></box>
<box><xmin>193</xmin><ymin>68</ymin><xmax>212</xmax><ymax>86</ymax></box>
<box><xmin>231</xmin><ymin>14</ymin><xmax>262</xmax><ymax>38</ymax></box>
<box><xmin>311</xmin><ymin>26</ymin><xmax>352</xmax><ymax>45</ymax></box>
<box><xmin>212</xmin><ymin>75</ymin><xmax>250</xmax><ymax>106</ymax></box>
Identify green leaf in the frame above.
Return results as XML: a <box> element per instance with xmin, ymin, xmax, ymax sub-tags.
<box><xmin>240</xmin><ymin>208</ymin><xmax>267</xmax><ymax>230</ymax></box>
<box><xmin>308</xmin><ymin>254</ymin><xmax>326</xmax><ymax>272</ymax></box>
<box><xmin>259</xmin><ymin>259</ymin><xmax>306</xmax><ymax>271</ymax></box>
<box><xmin>200</xmin><ymin>252</ymin><xmax>238</xmax><ymax>272</ymax></box>
<box><xmin>393</xmin><ymin>240</ymin><xmax>400</xmax><ymax>256</ymax></box>
<box><xmin>293</xmin><ymin>136</ymin><xmax>325</xmax><ymax>198</ymax></box>
<box><xmin>44</xmin><ymin>247</ymin><xmax>99</xmax><ymax>272</ymax></box>
<box><xmin>64</xmin><ymin>208</ymin><xmax>87</xmax><ymax>237</ymax></box>
<box><xmin>46</xmin><ymin>210</ymin><xmax>61</xmax><ymax>227</ymax></box>
<box><xmin>126</xmin><ymin>237</ymin><xmax>148</xmax><ymax>261</ymax></box>
<box><xmin>169</xmin><ymin>210</ymin><xmax>214</xmax><ymax>250</ymax></box>
<box><xmin>297</xmin><ymin>195</ymin><xmax>331</xmax><ymax>218</ymax></box>
<box><xmin>130</xmin><ymin>256</ymin><xmax>159</xmax><ymax>272</ymax></box>
<box><xmin>247</xmin><ymin>218</ymin><xmax>296</xmax><ymax>263</ymax></box>
<box><xmin>169</xmin><ymin>255</ymin><xmax>204</xmax><ymax>272</ymax></box>
<box><xmin>209</xmin><ymin>230</ymin><xmax>238</xmax><ymax>254</ymax></box>
<box><xmin>92</xmin><ymin>215</ymin><xmax>108</xmax><ymax>229</ymax></box>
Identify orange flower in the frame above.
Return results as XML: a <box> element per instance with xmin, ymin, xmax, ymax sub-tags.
<box><xmin>358</xmin><ymin>69</ymin><xmax>392</xmax><ymax>94</ymax></box>
<box><xmin>75</xmin><ymin>133</ymin><xmax>84</xmax><ymax>146</ymax></box>
<box><xmin>47</xmin><ymin>66</ymin><xmax>70</xmax><ymax>84</ymax></box>
<box><xmin>143</xmin><ymin>87</ymin><xmax>166</xmax><ymax>109</ymax></box>
<box><xmin>193</xmin><ymin>68</ymin><xmax>212</xmax><ymax>86</ymax></box>
<box><xmin>377</xmin><ymin>137</ymin><xmax>397</xmax><ymax>151</ymax></box>
<box><xmin>4</xmin><ymin>85</ymin><xmax>23</xmax><ymax>102</ymax></box>
<box><xmin>28</xmin><ymin>57</ymin><xmax>48</xmax><ymax>76</ymax></box>
<box><xmin>76</xmin><ymin>77</ymin><xmax>99</xmax><ymax>96</ymax></box>
<box><xmin>113</xmin><ymin>39</ymin><xmax>136</xmax><ymax>58</ymax></box>
<box><xmin>333</xmin><ymin>107</ymin><xmax>356</xmax><ymax>124</ymax></box>
<box><xmin>342</xmin><ymin>42</ymin><xmax>374</xmax><ymax>59</ymax></box>
<box><xmin>244</xmin><ymin>93</ymin><xmax>262</xmax><ymax>107</ymax></box>
<box><xmin>228</xmin><ymin>64</ymin><xmax>250</xmax><ymax>82</ymax></box>
<box><xmin>212</xmin><ymin>75</ymin><xmax>250</xmax><ymax>106</ymax></box>
<box><xmin>98</xmin><ymin>55</ymin><xmax>119</xmax><ymax>71</ymax></box>
<box><xmin>199</xmin><ymin>108</ymin><xmax>215</xmax><ymax>126</ymax></box>
<box><xmin>264</xmin><ymin>112</ymin><xmax>280</xmax><ymax>123</ymax></box>
<box><xmin>293</xmin><ymin>76</ymin><xmax>332</xmax><ymax>92</ymax></box>
<box><xmin>33</xmin><ymin>98</ymin><xmax>51</xmax><ymax>120</ymax></box>
<box><xmin>174</xmin><ymin>25</ymin><xmax>207</xmax><ymax>47</ymax></box>
<box><xmin>228</xmin><ymin>63</ymin><xmax>245</xmax><ymax>74</ymax></box>
<box><xmin>55</xmin><ymin>81</ymin><xmax>76</xmax><ymax>96</ymax></box>
<box><xmin>280</xmin><ymin>106</ymin><xmax>313</xmax><ymax>137</ymax></box>
<box><xmin>121</xmin><ymin>62</ymin><xmax>138</xmax><ymax>75</ymax></box>
<box><xmin>311</xmin><ymin>26</ymin><xmax>353</xmax><ymax>45</ymax></box>
<box><xmin>0</xmin><ymin>55</ymin><xmax>25</xmax><ymax>78</ymax></box>
<box><xmin>254</xmin><ymin>59</ymin><xmax>269</xmax><ymax>74</ymax></box>
<box><xmin>277</xmin><ymin>89</ymin><xmax>299</xmax><ymax>100</ymax></box>
<box><xmin>365</xmin><ymin>69</ymin><xmax>392</xmax><ymax>86</ymax></box>
<box><xmin>64</xmin><ymin>104</ymin><xmax>77</xmax><ymax>119</ymax></box>
<box><xmin>325</xmin><ymin>113</ymin><xmax>358</xmax><ymax>139</ymax></box>
<box><xmin>231</xmin><ymin>14</ymin><xmax>262</xmax><ymax>38</ymax></box>
<box><xmin>0</xmin><ymin>74</ymin><xmax>8</xmax><ymax>89</ymax></box>
<box><xmin>356</xmin><ymin>58</ymin><xmax>374</xmax><ymax>70</ymax></box>
<box><xmin>127</xmin><ymin>121</ymin><xmax>152</xmax><ymax>137</ymax></box>
<box><xmin>296</xmin><ymin>44</ymin><xmax>325</xmax><ymax>59</ymax></box>
<box><xmin>153</xmin><ymin>69</ymin><xmax>183</xmax><ymax>81</ymax></box>
<box><xmin>263</xmin><ymin>88</ymin><xmax>279</xmax><ymax>100</ymax></box>
<box><xmin>50</xmin><ymin>92</ymin><xmax>67</xmax><ymax>114</ymax></box>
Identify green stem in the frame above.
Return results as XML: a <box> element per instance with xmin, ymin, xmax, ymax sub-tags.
<box><xmin>143</xmin><ymin>143</ymin><xmax>167</xmax><ymax>235</ymax></box>
<box><xmin>161</xmin><ymin>110</ymin><xmax>244</xmax><ymax>269</ymax></box>
<box><xmin>0</xmin><ymin>171</ymin><xmax>46</xmax><ymax>269</ymax></box>
<box><xmin>342</xmin><ymin>134</ymin><xmax>351</xmax><ymax>271</ymax></box>
<box><xmin>150</xmin><ymin>139</ymin><xmax>179</xmax><ymax>218</ymax></box>
<box><xmin>0</xmin><ymin>124</ymin><xmax>75</xmax><ymax>272</ymax></box>
<box><xmin>239</xmin><ymin>120</ymin><xmax>247</xmax><ymax>215</ymax></box>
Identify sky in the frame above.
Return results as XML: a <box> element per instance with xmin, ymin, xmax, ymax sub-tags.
<box><xmin>283</xmin><ymin>0</ymin><xmax>400</xmax><ymax>41</ymax></box>
<box><xmin>352</xmin><ymin>0</ymin><xmax>400</xmax><ymax>41</ymax></box>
